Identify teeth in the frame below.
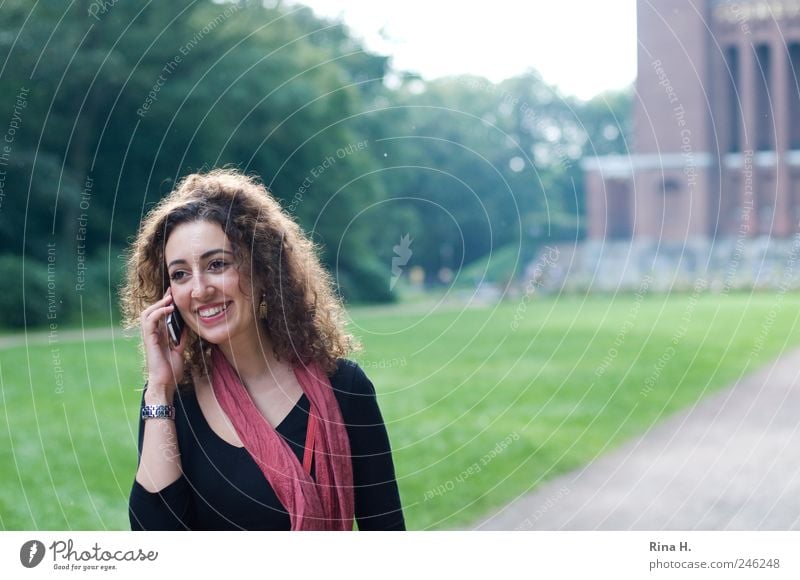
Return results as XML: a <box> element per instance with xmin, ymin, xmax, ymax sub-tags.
<box><xmin>198</xmin><ymin>302</ymin><xmax>229</xmax><ymax>318</ymax></box>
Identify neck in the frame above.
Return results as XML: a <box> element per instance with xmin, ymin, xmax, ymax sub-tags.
<box><xmin>217</xmin><ymin>322</ymin><xmax>277</xmax><ymax>387</ymax></box>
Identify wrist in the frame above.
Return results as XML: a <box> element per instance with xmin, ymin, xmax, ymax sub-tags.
<box><xmin>144</xmin><ymin>383</ymin><xmax>175</xmax><ymax>405</ymax></box>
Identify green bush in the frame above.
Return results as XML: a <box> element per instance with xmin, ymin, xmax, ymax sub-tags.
<box><xmin>0</xmin><ymin>254</ymin><xmax>52</xmax><ymax>328</ymax></box>
<box><xmin>70</xmin><ymin>247</ymin><xmax>126</xmax><ymax>326</ymax></box>
<box><xmin>0</xmin><ymin>248</ymin><xmax>126</xmax><ymax>331</ymax></box>
<box><xmin>335</xmin><ymin>258</ymin><xmax>397</xmax><ymax>304</ymax></box>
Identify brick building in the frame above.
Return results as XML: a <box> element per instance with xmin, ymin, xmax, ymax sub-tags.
<box><xmin>570</xmin><ymin>0</ymin><xmax>800</xmax><ymax>291</ymax></box>
<box><xmin>584</xmin><ymin>0</ymin><xmax>800</xmax><ymax>242</ymax></box>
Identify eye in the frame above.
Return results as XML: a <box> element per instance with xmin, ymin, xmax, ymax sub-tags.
<box><xmin>208</xmin><ymin>259</ymin><xmax>228</xmax><ymax>271</ymax></box>
<box><xmin>169</xmin><ymin>270</ymin><xmax>187</xmax><ymax>281</ymax></box>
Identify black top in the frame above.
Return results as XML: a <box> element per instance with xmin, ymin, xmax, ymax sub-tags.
<box><xmin>129</xmin><ymin>359</ymin><xmax>405</xmax><ymax>530</ymax></box>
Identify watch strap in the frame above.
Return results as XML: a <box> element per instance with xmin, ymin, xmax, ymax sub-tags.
<box><xmin>141</xmin><ymin>404</ymin><xmax>176</xmax><ymax>420</ymax></box>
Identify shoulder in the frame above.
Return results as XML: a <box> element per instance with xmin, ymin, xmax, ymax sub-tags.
<box><xmin>328</xmin><ymin>358</ymin><xmax>375</xmax><ymax>397</ymax></box>
<box><xmin>327</xmin><ymin>359</ymin><xmax>379</xmax><ymax>422</ymax></box>
<box><xmin>327</xmin><ymin>359</ymin><xmax>392</xmax><ymax>445</ymax></box>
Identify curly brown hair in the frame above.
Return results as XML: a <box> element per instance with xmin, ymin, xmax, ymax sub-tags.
<box><xmin>120</xmin><ymin>168</ymin><xmax>359</xmax><ymax>379</ymax></box>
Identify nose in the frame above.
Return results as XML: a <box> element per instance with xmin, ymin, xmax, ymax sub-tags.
<box><xmin>190</xmin><ymin>272</ymin><xmax>211</xmax><ymax>300</ymax></box>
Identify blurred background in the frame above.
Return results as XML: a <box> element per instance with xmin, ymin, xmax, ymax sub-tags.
<box><xmin>0</xmin><ymin>0</ymin><xmax>635</xmax><ymax>323</ymax></box>
<box><xmin>2</xmin><ymin>0</ymin><xmax>800</xmax><ymax>531</ymax></box>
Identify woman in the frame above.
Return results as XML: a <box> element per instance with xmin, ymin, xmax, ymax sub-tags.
<box><xmin>121</xmin><ymin>168</ymin><xmax>405</xmax><ymax>530</ymax></box>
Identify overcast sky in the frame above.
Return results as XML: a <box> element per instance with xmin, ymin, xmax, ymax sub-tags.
<box><xmin>295</xmin><ymin>0</ymin><xmax>638</xmax><ymax>100</ymax></box>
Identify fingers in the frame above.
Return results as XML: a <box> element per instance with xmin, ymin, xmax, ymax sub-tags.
<box><xmin>140</xmin><ymin>288</ymin><xmax>187</xmax><ymax>385</ymax></box>
<box><xmin>140</xmin><ymin>297</ymin><xmax>177</xmax><ymax>354</ymax></box>
<box><xmin>142</xmin><ymin>305</ymin><xmax>175</xmax><ymax>334</ymax></box>
<box><xmin>141</xmin><ymin>289</ymin><xmax>174</xmax><ymax>327</ymax></box>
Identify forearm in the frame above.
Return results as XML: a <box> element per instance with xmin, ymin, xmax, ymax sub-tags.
<box><xmin>135</xmin><ymin>386</ymin><xmax>182</xmax><ymax>492</ymax></box>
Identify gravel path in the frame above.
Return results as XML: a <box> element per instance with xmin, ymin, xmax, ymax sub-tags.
<box><xmin>475</xmin><ymin>348</ymin><xmax>800</xmax><ymax>530</ymax></box>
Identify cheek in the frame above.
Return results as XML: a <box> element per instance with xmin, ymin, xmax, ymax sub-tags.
<box><xmin>171</xmin><ymin>286</ymin><xmax>193</xmax><ymax>311</ymax></box>
<box><xmin>220</xmin><ymin>271</ymin><xmax>247</xmax><ymax>298</ymax></box>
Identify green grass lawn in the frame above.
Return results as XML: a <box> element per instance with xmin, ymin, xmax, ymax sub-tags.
<box><xmin>2</xmin><ymin>291</ymin><xmax>800</xmax><ymax>530</ymax></box>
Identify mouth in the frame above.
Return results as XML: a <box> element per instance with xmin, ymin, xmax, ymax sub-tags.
<box><xmin>196</xmin><ymin>301</ymin><xmax>232</xmax><ymax>323</ymax></box>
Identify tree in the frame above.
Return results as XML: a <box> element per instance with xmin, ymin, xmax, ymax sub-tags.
<box><xmin>0</xmin><ymin>0</ymin><xmax>397</xmax><ymax>328</ymax></box>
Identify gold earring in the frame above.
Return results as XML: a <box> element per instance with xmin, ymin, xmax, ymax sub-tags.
<box><xmin>258</xmin><ymin>294</ymin><xmax>268</xmax><ymax>319</ymax></box>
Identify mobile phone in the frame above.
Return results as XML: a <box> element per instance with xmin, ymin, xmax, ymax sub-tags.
<box><xmin>166</xmin><ymin>307</ymin><xmax>184</xmax><ymax>347</ymax></box>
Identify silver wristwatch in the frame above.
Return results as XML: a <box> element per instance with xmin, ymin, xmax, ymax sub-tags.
<box><xmin>141</xmin><ymin>404</ymin><xmax>176</xmax><ymax>420</ymax></box>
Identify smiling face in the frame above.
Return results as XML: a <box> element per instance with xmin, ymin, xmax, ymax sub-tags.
<box><xmin>165</xmin><ymin>220</ymin><xmax>260</xmax><ymax>348</ymax></box>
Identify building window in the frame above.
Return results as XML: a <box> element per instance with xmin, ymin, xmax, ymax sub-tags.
<box><xmin>661</xmin><ymin>177</ymin><xmax>681</xmax><ymax>195</ymax></box>
<box><xmin>790</xmin><ymin>43</ymin><xmax>800</xmax><ymax>150</ymax></box>
<box><xmin>759</xmin><ymin>204</ymin><xmax>774</xmax><ymax>234</ymax></box>
<box><xmin>756</xmin><ymin>44</ymin><xmax>774</xmax><ymax>151</ymax></box>
<box><xmin>606</xmin><ymin>179</ymin><xmax>632</xmax><ymax>239</ymax></box>
<box><xmin>726</xmin><ymin>45</ymin><xmax>740</xmax><ymax>153</ymax></box>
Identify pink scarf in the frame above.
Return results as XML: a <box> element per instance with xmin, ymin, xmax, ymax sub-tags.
<box><xmin>210</xmin><ymin>347</ymin><xmax>354</xmax><ymax>530</ymax></box>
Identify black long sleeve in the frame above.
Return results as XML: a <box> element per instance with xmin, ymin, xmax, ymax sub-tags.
<box><xmin>129</xmin><ymin>359</ymin><xmax>405</xmax><ymax>530</ymax></box>
<box><xmin>335</xmin><ymin>361</ymin><xmax>405</xmax><ymax>530</ymax></box>
<box><xmin>129</xmin><ymin>476</ymin><xmax>192</xmax><ymax>530</ymax></box>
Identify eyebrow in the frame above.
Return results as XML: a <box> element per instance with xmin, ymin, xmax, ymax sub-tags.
<box><xmin>167</xmin><ymin>248</ymin><xmax>233</xmax><ymax>269</ymax></box>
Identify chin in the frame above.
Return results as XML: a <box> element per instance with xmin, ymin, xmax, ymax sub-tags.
<box><xmin>197</xmin><ymin>333</ymin><xmax>226</xmax><ymax>345</ymax></box>
<box><xmin>191</xmin><ymin>322</ymin><xmax>239</xmax><ymax>346</ymax></box>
